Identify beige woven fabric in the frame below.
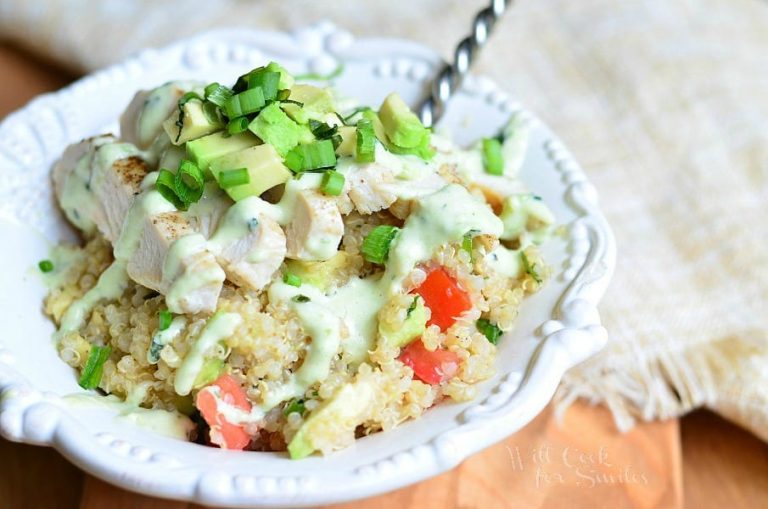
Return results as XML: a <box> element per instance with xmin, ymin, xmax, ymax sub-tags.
<box><xmin>1</xmin><ymin>0</ymin><xmax>767</xmax><ymax>439</ymax></box>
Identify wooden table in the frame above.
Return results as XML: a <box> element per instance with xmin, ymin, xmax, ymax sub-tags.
<box><xmin>1</xmin><ymin>42</ymin><xmax>767</xmax><ymax>509</ymax></box>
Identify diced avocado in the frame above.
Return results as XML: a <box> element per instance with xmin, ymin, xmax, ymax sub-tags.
<box><xmin>192</xmin><ymin>357</ymin><xmax>224</xmax><ymax>390</ymax></box>
<box><xmin>266</xmin><ymin>61</ymin><xmax>295</xmax><ymax>90</ymax></box>
<box><xmin>378</xmin><ymin>93</ymin><xmax>428</xmax><ymax>149</ymax></box>
<box><xmin>285</xmin><ymin>252</ymin><xmax>351</xmax><ymax>292</ymax></box>
<box><xmin>162</xmin><ymin>99</ymin><xmax>221</xmax><ymax>145</ymax></box>
<box><xmin>247</xmin><ymin>103</ymin><xmax>303</xmax><ymax>157</ymax></box>
<box><xmin>335</xmin><ymin>126</ymin><xmax>356</xmax><ymax>157</ymax></box>
<box><xmin>186</xmin><ymin>132</ymin><xmax>259</xmax><ymax>176</ymax></box>
<box><xmin>362</xmin><ymin>109</ymin><xmax>388</xmax><ymax>144</ymax></box>
<box><xmin>378</xmin><ymin>296</ymin><xmax>428</xmax><ymax>348</ymax></box>
<box><xmin>281</xmin><ymin>102</ymin><xmax>309</xmax><ymax>124</ymax></box>
<box><xmin>287</xmin><ymin>380</ymin><xmax>375</xmax><ymax>459</ymax></box>
<box><xmin>289</xmin><ymin>85</ymin><xmax>335</xmax><ymax>121</ymax></box>
<box><xmin>158</xmin><ymin>144</ymin><xmax>186</xmax><ymax>171</ymax></box>
<box><xmin>210</xmin><ymin>144</ymin><xmax>292</xmax><ymax>201</ymax></box>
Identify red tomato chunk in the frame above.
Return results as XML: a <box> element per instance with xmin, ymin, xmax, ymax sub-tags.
<box><xmin>414</xmin><ymin>267</ymin><xmax>472</xmax><ymax>331</ymax></box>
<box><xmin>196</xmin><ymin>374</ymin><xmax>252</xmax><ymax>450</ymax></box>
<box><xmin>399</xmin><ymin>339</ymin><xmax>461</xmax><ymax>385</ymax></box>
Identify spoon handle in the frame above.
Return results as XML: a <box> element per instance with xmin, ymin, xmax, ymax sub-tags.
<box><xmin>418</xmin><ymin>0</ymin><xmax>509</xmax><ymax>128</ymax></box>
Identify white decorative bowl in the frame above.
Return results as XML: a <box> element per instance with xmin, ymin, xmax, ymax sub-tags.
<box><xmin>0</xmin><ymin>24</ymin><xmax>615</xmax><ymax>508</ymax></box>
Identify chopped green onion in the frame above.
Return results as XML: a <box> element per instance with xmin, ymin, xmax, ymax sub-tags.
<box><xmin>174</xmin><ymin>160</ymin><xmax>204</xmax><ymax>204</ymax></box>
<box><xmin>38</xmin><ymin>259</ymin><xmax>54</xmax><ymax>273</ymax></box>
<box><xmin>78</xmin><ymin>345</ymin><xmax>111</xmax><ymax>390</ymax></box>
<box><xmin>227</xmin><ymin>116</ymin><xmax>250</xmax><ymax>135</ymax></box>
<box><xmin>361</xmin><ymin>225</ymin><xmax>399</xmax><ymax>265</ymax></box>
<box><xmin>343</xmin><ymin>106</ymin><xmax>372</xmax><ymax>123</ymax></box>
<box><xmin>174</xmin><ymin>92</ymin><xmax>202</xmax><ymax>143</ymax></box>
<box><xmin>406</xmin><ymin>296</ymin><xmax>420</xmax><ymax>318</ymax></box>
<box><xmin>462</xmin><ymin>232</ymin><xmax>475</xmax><ymax>263</ymax></box>
<box><xmin>520</xmin><ymin>251</ymin><xmax>543</xmax><ymax>283</ymax></box>
<box><xmin>204</xmin><ymin>83</ymin><xmax>234</xmax><ymax>107</ymax></box>
<box><xmin>224</xmin><ymin>88</ymin><xmax>266</xmax><ymax>118</ymax></box>
<box><xmin>158</xmin><ymin>310</ymin><xmax>172</xmax><ymax>331</ymax></box>
<box><xmin>295</xmin><ymin>63</ymin><xmax>345</xmax><ymax>82</ymax></box>
<box><xmin>482</xmin><ymin>138</ymin><xmax>504</xmax><ymax>176</ymax></box>
<box><xmin>218</xmin><ymin>168</ymin><xmax>250</xmax><ymax>189</ymax></box>
<box><xmin>156</xmin><ymin>169</ymin><xmax>186</xmax><ymax>210</ymax></box>
<box><xmin>246</xmin><ymin>70</ymin><xmax>280</xmax><ymax>101</ymax></box>
<box><xmin>284</xmin><ymin>140</ymin><xmax>337</xmax><ymax>173</ymax></box>
<box><xmin>321</xmin><ymin>171</ymin><xmax>345</xmax><ymax>196</ymax></box>
<box><xmin>292</xmin><ymin>295</ymin><xmax>310</xmax><ymax>303</ymax></box>
<box><xmin>309</xmin><ymin>120</ymin><xmax>342</xmax><ymax>149</ymax></box>
<box><xmin>276</xmin><ymin>89</ymin><xmax>292</xmax><ymax>101</ymax></box>
<box><xmin>283</xmin><ymin>398</ymin><xmax>306</xmax><ymax>416</ymax></box>
<box><xmin>283</xmin><ymin>272</ymin><xmax>302</xmax><ymax>287</ymax></box>
<box><xmin>356</xmin><ymin>119</ymin><xmax>376</xmax><ymax>163</ymax></box>
<box><xmin>476</xmin><ymin>318</ymin><xmax>502</xmax><ymax>345</ymax></box>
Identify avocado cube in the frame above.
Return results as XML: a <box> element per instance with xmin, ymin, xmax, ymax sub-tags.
<box><xmin>186</xmin><ymin>131</ymin><xmax>258</xmax><ymax>175</ymax></box>
<box><xmin>247</xmin><ymin>103</ymin><xmax>303</xmax><ymax>157</ymax></box>
<box><xmin>266</xmin><ymin>61</ymin><xmax>295</xmax><ymax>90</ymax></box>
<box><xmin>285</xmin><ymin>252</ymin><xmax>352</xmax><ymax>292</ymax></box>
<box><xmin>378</xmin><ymin>296</ymin><xmax>428</xmax><ymax>348</ymax></box>
<box><xmin>378</xmin><ymin>93</ymin><xmax>429</xmax><ymax>149</ymax></box>
<box><xmin>335</xmin><ymin>126</ymin><xmax>357</xmax><ymax>157</ymax></box>
<box><xmin>162</xmin><ymin>99</ymin><xmax>222</xmax><ymax>145</ymax></box>
<box><xmin>210</xmin><ymin>144</ymin><xmax>292</xmax><ymax>201</ymax></box>
<box><xmin>288</xmin><ymin>85</ymin><xmax>335</xmax><ymax>121</ymax></box>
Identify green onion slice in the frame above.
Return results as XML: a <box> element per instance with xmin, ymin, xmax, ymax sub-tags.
<box><xmin>204</xmin><ymin>83</ymin><xmax>234</xmax><ymax>108</ymax></box>
<box><xmin>218</xmin><ymin>168</ymin><xmax>250</xmax><ymax>189</ymax></box>
<box><xmin>321</xmin><ymin>170</ymin><xmax>345</xmax><ymax>196</ymax></box>
<box><xmin>283</xmin><ymin>272</ymin><xmax>302</xmax><ymax>287</ymax></box>
<box><xmin>356</xmin><ymin>119</ymin><xmax>376</xmax><ymax>163</ymax></box>
<box><xmin>283</xmin><ymin>398</ymin><xmax>306</xmax><ymax>416</ymax></box>
<box><xmin>78</xmin><ymin>345</ymin><xmax>111</xmax><ymax>390</ymax></box>
<box><xmin>224</xmin><ymin>88</ymin><xmax>266</xmax><ymax>118</ymax></box>
<box><xmin>227</xmin><ymin>116</ymin><xmax>250</xmax><ymax>135</ymax></box>
<box><xmin>476</xmin><ymin>318</ymin><xmax>502</xmax><ymax>345</ymax></box>
<box><xmin>156</xmin><ymin>169</ymin><xmax>186</xmax><ymax>210</ymax></box>
<box><xmin>482</xmin><ymin>138</ymin><xmax>504</xmax><ymax>176</ymax></box>
<box><xmin>174</xmin><ymin>160</ymin><xmax>204</xmax><ymax>204</ymax></box>
<box><xmin>246</xmin><ymin>70</ymin><xmax>280</xmax><ymax>101</ymax></box>
<box><xmin>158</xmin><ymin>310</ymin><xmax>172</xmax><ymax>331</ymax></box>
<box><xmin>520</xmin><ymin>251</ymin><xmax>543</xmax><ymax>283</ymax></box>
<box><xmin>38</xmin><ymin>259</ymin><xmax>54</xmax><ymax>273</ymax></box>
<box><xmin>361</xmin><ymin>225</ymin><xmax>400</xmax><ymax>265</ymax></box>
<box><xmin>295</xmin><ymin>63</ymin><xmax>345</xmax><ymax>82</ymax></box>
<box><xmin>292</xmin><ymin>295</ymin><xmax>310</xmax><ymax>303</ymax></box>
<box><xmin>284</xmin><ymin>140</ymin><xmax>337</xmax><ymax>173</ymax></box>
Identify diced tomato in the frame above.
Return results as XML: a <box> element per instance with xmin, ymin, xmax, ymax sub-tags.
<box><xmin>196</xmin><ymin>374</ymin><xmax>252</xmax><ymax>450</ymax></box>
<box><xmin>414</xmin><ymin>267</ymin><xmax>472</xmax><ymax>331</ymax></box>
<box><xmin>399</xmin><ymin>339</ymin><xmax>461</xmax><ymax>385</ymax></box>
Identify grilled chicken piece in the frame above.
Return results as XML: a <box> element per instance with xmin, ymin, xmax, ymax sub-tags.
<box><xmin>127</xmin><ymin>211</ymin><xmax>224</xmax><ymax>314</ymax></box>
<box><xmin>209</xmin><ymin>211</ymin><xmax>287</xmax><ymax>291</ymax></box>
<box><xmin>90</xmin><ymin>154</ymin><xmax>151</xmax><ymax>242</ymax></box>
<box><xmin>285</xmin><ymin>189</ymin><xmax>344</xmax><ymax>261</ymax></box>
<box><xmin>344</xmin><ymin>163</ymin><xmax>398</xmax><ymax>215</ymax></box>
<box><xmin>185</xmin><ymin>183</ymin><xmax>233</xmax><ymax>239</ymax></box>
<box><xmin>119</xmin><ymin>82</ymin><xmax>190</xmax><ymax>150</ymax></box>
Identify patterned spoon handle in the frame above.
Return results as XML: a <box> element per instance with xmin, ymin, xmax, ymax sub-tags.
<box><xmin>418</xmin><ymin>0</ymin><xmax>509</xmax><ymax>128</ymax></box>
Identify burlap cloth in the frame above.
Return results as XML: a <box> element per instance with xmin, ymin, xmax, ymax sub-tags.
<box><xmin>1</xmin><ymin>0</ymin><xmax>766</xmax><ymax>440</ymax></box>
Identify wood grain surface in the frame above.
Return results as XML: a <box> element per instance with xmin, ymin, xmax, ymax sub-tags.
<box><xmin>1</xmin><ymin>42</ymin><xmax>767</xmax><ymax>509</ymax></box>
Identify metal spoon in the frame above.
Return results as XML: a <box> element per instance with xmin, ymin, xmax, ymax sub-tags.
<box><xmin>418</xmin><ymin>0</ymin><xmax>509</xmax><ymax>128</ymax></box>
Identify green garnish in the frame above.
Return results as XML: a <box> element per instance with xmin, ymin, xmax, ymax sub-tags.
<box><xmin>218</xmin><ymin>168</ymin><xmax>250</xmax><ymax>189</ymax></box>
<box><xmin>38</xmin><ymin>259</ymin><xmax>54</xmax><ymax>273</ymax></box>
<box><xmin>406</xmin><ymin>296</ymin><xmax>420</xmax><ymax>319</ymax></box>
<box><xmin>292</xmin><ymin>295</ymin><xmax>311</xmax><ymax>303</ymax></box>
<box><xmin>343</xmin><ymin>106</ymin><xmax>372</xmax><ymax>124</ymax></box>
<box><xmin>309</xmin><ymin>120</ymin><xmax>342</xmax><ymax>148</ymax></box>
<box><xmin>482</xmin><ymin>138</ymin><xmax>504</xmax><ymax>176</ymax></box>
<box><xmin>158</xmin><ymin>310</ymin><xmax>172</xmax><ymax>331</ymax></box>
<box><xmin>156</xmin><ymin>169</ymin><xmax>186</xmax><ymax>210</ymax></box>
<box><xmin>227</xmin><ymin>116</ymin><xmax>250</xmax><ymax>135</ymax></box>
<box><xmin>245</xmin><ymin>69</ymin><xmax>281</xmax><ymax>101</ymax></box>
<box><xmin>476</xmin><ymin>318</ymin><xmax>502</xmax><ymax>345</ymax></box>
<box><xmin>321</xmin><ymin>170</ymin><xmax>345</xmax><ymax>196</ymax></box>
<box><xmin>355</xmin><ymin>119</ymin><xmax>376</xmax><ymax>163</ymax></box>
<box><xmin>295</xmin><ymin>63</ymin><xmax>345</xmax><ymax>82</ymax></box>
<box><xmin>284</xmin><ymin>140</ymin><xmax>337</xmax><ymax>173</ymax></box>
<box><xmin>283</xmin><ymin>398</ymin><xmax>306</xmax><ymax>416</ymax></box>
<box><xmin>520</xmin><ymin>251</ymin><xmax>543</xmax><ymax>283</ymax></box>
<box><xmin>174</xmin><ymin>160</ymin><xmax>204</xmax><ymax>204</ymax></box>
<box><xmin>461</xmin><ymin>231</ymin><xmax>476</xmax><ymax>263</ymax></box>
<box><xmin>78</xmin><ymin>345</ymin><xmax>111</xmax><ymax>390</ymax></box>
<box><xmin>174</xmin><ymin>92</ymin><xmax>202</xmax><ymax>143</ymax></box>
<box><xmin>361</xmin><ymin>225</ymin><xmax>400</xmax><ymax>265</ymax></box>
<box><xmin>204</xmin><ymin>83</ymin><xmax>234</xmax><ymax>108</ymax></box>
<box><xmin>283</xmin><ymin>272</ymin><xmax>302</xmax><ymax>287</ymax></box>
<box><xmin>224</xmin><ymin>88</ymin><xmax>266</xmax><ymax>118</ymax></box>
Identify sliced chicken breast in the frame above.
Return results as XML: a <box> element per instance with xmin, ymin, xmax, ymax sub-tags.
<box><xmin>285</xmin><ymin>189</ymin><xmax>344</xmax><ymax>261</ymax></box>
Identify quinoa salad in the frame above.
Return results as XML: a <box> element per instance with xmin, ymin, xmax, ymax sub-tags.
<box><xmin>42</xmin><ymin>62</ymin><xmax>555</xmax><ymax>458</ymax></box>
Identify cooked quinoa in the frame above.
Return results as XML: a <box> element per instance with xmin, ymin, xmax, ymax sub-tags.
<box><xmin>46</xmin><ymin>62</ymin><xmax>555</xmax><ymax>458</ymax></box>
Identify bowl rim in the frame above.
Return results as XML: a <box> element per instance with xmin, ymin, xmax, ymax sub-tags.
<box><xmin>0</xmin><ymin>23</ymin><xmax>616</xmax><ymax>507</ymax></box>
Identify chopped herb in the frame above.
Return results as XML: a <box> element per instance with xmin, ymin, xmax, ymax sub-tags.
<box><xmin>218</xmin><ymin>168</ymin><xmax>250</xmax><ymax>189</ymax></box>
<box><xmin>147</xmin><ymin>338</ymin><xmax>164</xmax><ymax>364</ymax></box>
<box><xmin>406</xmin><ymin>296</ymin><xmax>420</xmax><ymax>318</ymax></box>
<box><xmin>227</xmin><ymin>116</ymin><xmax>250</xmax><ymax>135</ymax></box>
<box><xmin>158</xmin><ymin>310</ymin><xmax>172</xmax><ymax>331</ymax></box>
<box><xmin>174</xmin><ymin>160</ymin><xmax>204</xmax><ymax>205</ymax></box>
<box><xmin>156</xmin><ymin>168</ymin><xmax>186</xmax><ymax>210</ymax></box>
<box><xmin>343</xmin><ymin>106</ymin><xmax>372</xmax><ymax>123</ymax></box>
<box><xmin>284</xmin><ymin>140</ymin><xmax>337</xmax><ymax>173</ymax></box>
<box><xmin>295</xmin><ymin>63</ymin><xmax>345</xmax><ymax>82</ymax></box>
<box><xmin>361</xmin><ymin>225</ymin><xmax>400</xmax><ymax>265</ymax></box>
<box><xmin>174</xmin><ymin>92</ymin><xmax>202</xmax><ymax>143</ymax></box>
<box><xmin>292</xmin><ymin>295</ymin><xmax>311</xmax><ymax>303</ymax></box>
<box><xmin>461</xmin><ymin>231</ymin><xmax>476</xmax><ymax>263</ymax></box>
<box><xmin>247</xmin><ymin>217</ymin><xmax>260</xmax><ymax>232</ymax></box>
<box><xmin>355</xmin><ymin>119</ymin><xmax>376</xmax><ymax>163</ymax></box>
<box><xmin>482</xmin><ymin>137</ymin><xmax>504</xmax><ymax>175</ymax></box>
<box><xmin>283</xmin><ymin>398</ymin><xmax>306</xmax><ymax>416</ymax></box>
<box><xmin>38</xmin><ymin>259</ymin><xmax>54</xmax><ymax>273</ymax></box>
<box><xmin>476</xmin><ymin>318</ymin><xmax>502</xmax><ymax>345</ymax></box>
<box><xmin>78</xmin><ymin>345</ymin><xmax>111</xmax><ymax>390</ymax></box>
<box><xmin>321</xmin><ymin>170</ymin><xmax>345</xmax><ymax>196</ymax></box>
<box><xmin>283</xmin><ymin>272</ymin><xmax>302</xmax><ymax>287</ymax></box>
<box><xmin>520</xmin><ymin>251</ymin><xmax>543</xmax><ymax>283</ymax></box>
